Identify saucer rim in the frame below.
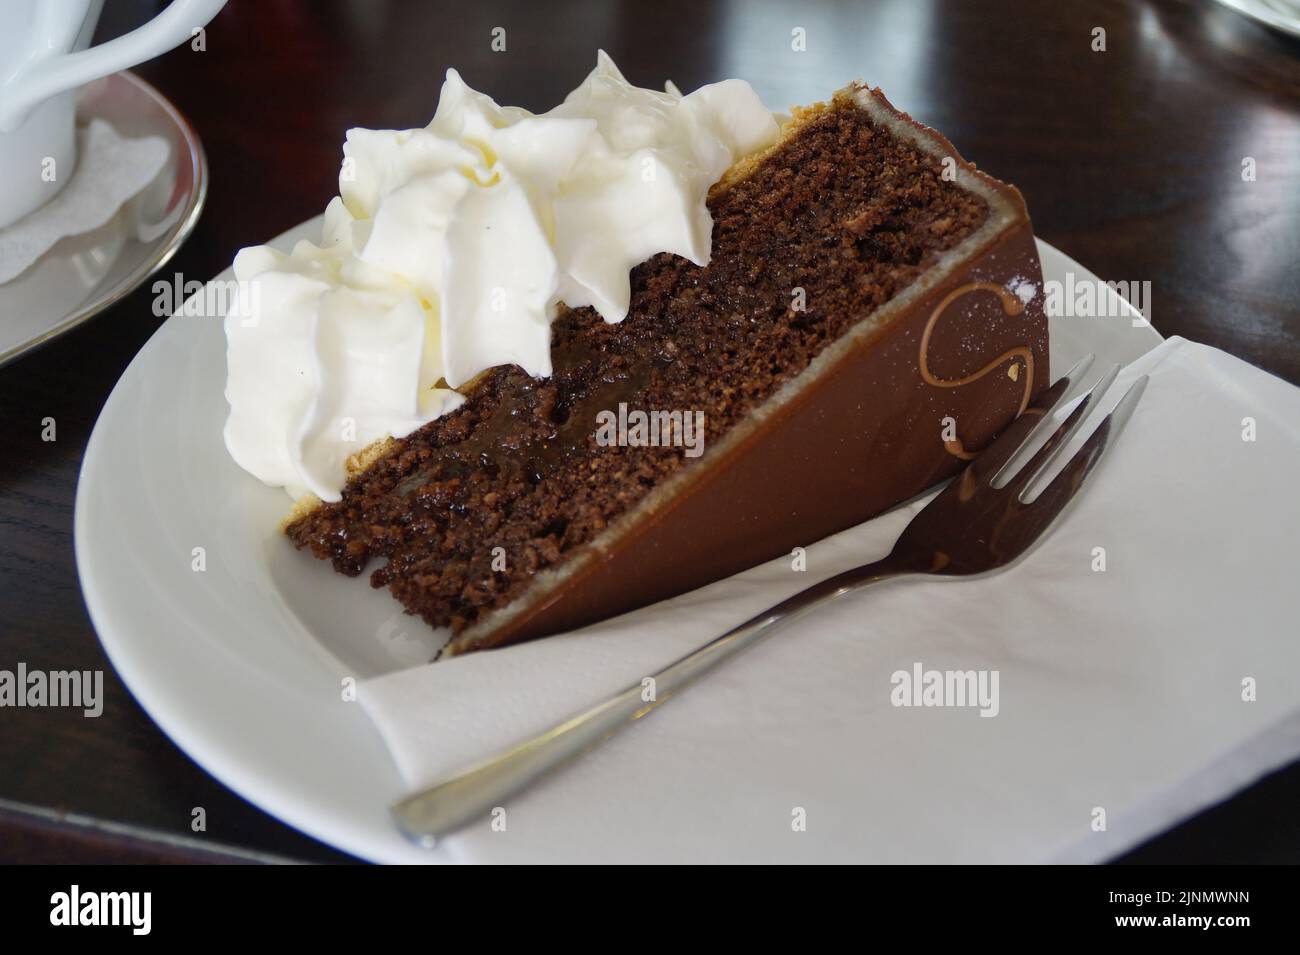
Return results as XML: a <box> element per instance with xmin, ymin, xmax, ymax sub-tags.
<box><xmin>0</xmin><ymin>70</ymin><xmax>208</xmax><ymax>368</ymax></box>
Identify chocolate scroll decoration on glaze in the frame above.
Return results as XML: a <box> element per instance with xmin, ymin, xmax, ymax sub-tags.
<box><xmin>919</xmin><ymin>281</ymin><xmax>1035</xmax><ymax>460</ymax></box>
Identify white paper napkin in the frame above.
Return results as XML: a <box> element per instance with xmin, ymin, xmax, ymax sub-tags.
<box><xmin>0</xmin><ymin>119</ymin><xmax>170</xmax><ymax>285</ymax></box>
<box><xmin>359</xmin><ymin>337</ymin><xmax>1300</xmax><ymax>863</ymax></box>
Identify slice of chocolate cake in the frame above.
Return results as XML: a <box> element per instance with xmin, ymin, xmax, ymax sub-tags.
<box><xmin>284</xmin><ymin>84</ymin><xmax>1049</xmax><ymax>655</ymax></box>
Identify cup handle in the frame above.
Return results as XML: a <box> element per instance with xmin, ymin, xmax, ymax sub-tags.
<box><xmin>0</xmin><ymin>0</ymin><xmax>229</xmax><ymax>132</ymax></box>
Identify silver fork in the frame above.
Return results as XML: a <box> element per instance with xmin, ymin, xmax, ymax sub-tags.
<box><xmin>392</xmin><ymin>354</ymin><xmax>1147</xmax><ymax>846</ymax></box>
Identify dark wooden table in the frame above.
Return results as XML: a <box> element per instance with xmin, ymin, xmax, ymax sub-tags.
<box><xmin>2</xmin><ymin>0</ymin><xmax>1297</xmax><ymax>864</ymax></box>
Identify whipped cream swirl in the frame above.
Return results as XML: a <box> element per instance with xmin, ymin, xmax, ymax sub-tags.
<box><xmin>223</xmin><ymin>52</ymin><xmax>778</xmax><ymax>501</ymax></box>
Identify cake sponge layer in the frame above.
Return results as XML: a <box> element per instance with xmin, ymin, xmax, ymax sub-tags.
<box><xmin>286</xmin><ymin>85</ymin><xmax>1049</xmax><ymax>655</ymax></box>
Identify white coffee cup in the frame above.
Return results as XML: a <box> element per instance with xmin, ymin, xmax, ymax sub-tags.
<box><xmin>0</xmin><ymin>0</ymin><xmax>227</xmax><ymax>230</ymax></box>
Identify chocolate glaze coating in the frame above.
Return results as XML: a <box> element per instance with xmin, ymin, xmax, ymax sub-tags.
<box><xmin>286</xmin><ymin>85</ymin><xmax>1050</xmax><ymax>655</ymax></box>
<box><xmin>448</xmin><ymin>90</ymin><xmax>1050</xmax><ymax>653</ymax></box>
<box><xmin>463</xmin><ymin>224</ymin><xmax>1049</xmax><ymax>652</ymax></box>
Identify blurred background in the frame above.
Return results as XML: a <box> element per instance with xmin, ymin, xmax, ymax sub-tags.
<box><xmin>92</xmin><ymin>0</ymin><xmax>1300</xmax><ymax>381</ymax></box>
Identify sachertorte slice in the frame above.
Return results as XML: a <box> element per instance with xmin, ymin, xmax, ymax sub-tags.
<box><xmin>284</xmin><ymin>84</ymin><xmax>1049</xmax><ymax>655</ymax></box>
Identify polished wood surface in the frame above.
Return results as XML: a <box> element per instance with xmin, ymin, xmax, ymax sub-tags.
<box><xmin>2</xmin><ymin>0</ymin><xmax>1297</xmax><ymax>864</ymax></box>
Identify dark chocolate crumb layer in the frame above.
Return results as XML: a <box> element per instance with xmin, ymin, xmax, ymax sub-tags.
<box><xmin>286</xmin><ymin>95</ymin><xmax>989</xmax><ymax>635</ymax></box>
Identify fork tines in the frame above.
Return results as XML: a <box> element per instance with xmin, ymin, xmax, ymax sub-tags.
<box><xmin>989</xmin><ymin>353</ymin><xmax>1148</xmax><ymax>504</ymax></box>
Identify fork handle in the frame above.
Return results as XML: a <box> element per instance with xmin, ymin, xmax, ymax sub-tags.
<box><xmin>391</xmin><ymin>555</ymin><xmax>908</xmax><ymax>846</ymax></box>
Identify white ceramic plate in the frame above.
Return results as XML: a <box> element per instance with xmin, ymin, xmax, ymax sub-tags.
<box><xmin>0</xmin><ymin>71</ymin><xmax>207</xmax><ymax>367</ymax></box>
<box><xmin>74</xmin><ymin>220</ymin><xmax>1163</xmax><ymax>863</ymax></box>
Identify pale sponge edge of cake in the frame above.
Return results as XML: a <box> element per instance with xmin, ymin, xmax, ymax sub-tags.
<box><xmin>279</xmin><ymin>438</ymin><xmax>396</xmax><ymax>531</ymax></box>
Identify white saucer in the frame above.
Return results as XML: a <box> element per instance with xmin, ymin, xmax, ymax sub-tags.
<box><xmin>0</xmin><ymin>71</ymin><xmax>207</xmax><ymax>367</ymax></box>
<box><xmin>1212</xmin><ymin>0</ymin><xmax>1300</xmax><ymax>38</ymax></box>
<box><xmin>74</xmin><ymin>221</ymin><xmax>1162</xmax><ymax>863</ymax></box>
